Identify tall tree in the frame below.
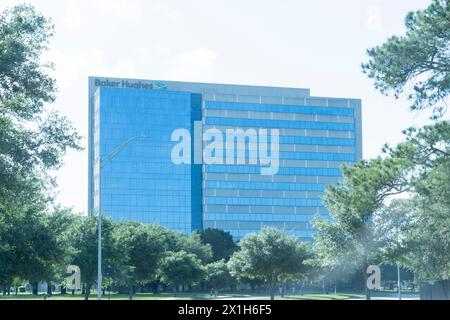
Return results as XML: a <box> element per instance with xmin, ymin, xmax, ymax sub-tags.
<box><xmin>384</xmin><ymin>122</ymin><xmax>450</xmax><ymax>283</ymax></box>
<box><xmin>0</xmin><ymin>4</ymin><xmax>81</xmax><ymax>291</ymax></box>
<box><xmin>158</xmin><ymin>251</ymin><xmax>205</xmax><ymax>295</ymax></box>
<box><xmin>66</xmin><ymin>216</ymin><xmax>115</xmax><ymax>300</ymax></box>
<box><xmin>0</xmin><ymin>4</ymin><xmax>81</xmax><ymax>208</ymax></box>
<box><xmin>362</xmin><ymin>0</ymin><xmax>450</xmax><ymax>119</ymax></box>
<box><xmin>313</xmin><ymin>157</ymin><xmax>410</xmax><ymax>300</ymax></box>
<box><xmin>204</xmin><ymin>260</ymin><xmax>235</xmax><ymax>294</ymax></box>
<box><xmin>228</xmin><ymin>228</ymin><xmax>311</xmax><ymax>300</ymax></box>
<box><xmin>112</xmin><ymin>222</ymin><xmax>166</xmax><ymax>299</ymax></box>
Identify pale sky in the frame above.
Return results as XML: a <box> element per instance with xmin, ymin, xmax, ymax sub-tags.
<box><xmin>1</xmin><ymin>0</ymin><xmax>436</xmax><ymax>214</ymax></box>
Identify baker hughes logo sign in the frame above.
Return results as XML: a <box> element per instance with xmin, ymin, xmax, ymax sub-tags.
<box><xmin>94</xmin><ymin>79</ymin><xmax>168</xmax><ymax>91</ymax></box>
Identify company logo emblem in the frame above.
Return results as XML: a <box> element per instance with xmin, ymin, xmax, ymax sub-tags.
<box><xmin>154</xmin><ymin>81</ymin><xmax>168</xmax><ymax>91</ymax></box>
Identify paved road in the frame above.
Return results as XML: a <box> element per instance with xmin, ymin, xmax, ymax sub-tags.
<box><xmin>349</xmin><ymin>294</ymin><xmax>420</xmax><ymax>300</ymax></box>
<box><xmin>213</xmin><ymin>294</ymin><xmax>420</xmax><ymax>301</ymax></box>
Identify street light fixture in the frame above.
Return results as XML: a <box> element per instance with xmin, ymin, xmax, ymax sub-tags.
<box><xmin>97</xmin><ymin>135</ymin><xmax>148</xmax><ymax>301</ymax></box>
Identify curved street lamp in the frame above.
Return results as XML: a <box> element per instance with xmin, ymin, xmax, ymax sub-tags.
<box><xmin>97</xmin><ymin>135</ymin><xmax>148</xmax><ymax>301</ymax></box>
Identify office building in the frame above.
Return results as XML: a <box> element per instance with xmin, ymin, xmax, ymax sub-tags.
<box><xmin>88</xmin><ymin>77</ymin><xmax>362</xmax><ymax>239</ymax></box>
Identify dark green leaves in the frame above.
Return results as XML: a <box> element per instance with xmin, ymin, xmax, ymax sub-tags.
<box><xmin>362</xmin><ymin>0</ymin><xmax>450</xmax><ymax>118</ymax></box>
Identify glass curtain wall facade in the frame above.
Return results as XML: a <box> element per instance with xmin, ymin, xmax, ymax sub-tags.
<box><xmin>203</xmin><ymin>100</ymin><xmax>358</xmax><ymax>239</ymax></box>
<box><xmin>91</xmin><ymin>86</ymin><xmax>202</xmax><ymax>234</ymax></box>
<box><xmin>88</xmin><ymin>77</ymin><xmax>362</xmax><ymax>239</ymax></box>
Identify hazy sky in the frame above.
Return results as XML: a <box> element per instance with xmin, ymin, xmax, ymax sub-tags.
<box><xmin>1</xmin><ymin>0</ymin><xmax>436</xmax><ymax>213</ymax></box>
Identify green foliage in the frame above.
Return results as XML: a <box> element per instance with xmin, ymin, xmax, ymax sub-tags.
<box><xmin>0</xmin><ymin>4</ymin><xmax>55</xmax><ymax>117</ymax></box>
<box><xmin>66</xmin><ymin>215</ymin><xmax>115</xmax><ymax>297</ymax></box>
<box><xmin>383</xmin><ymin>122</ymin><xmax>450</xmax><ymax>281</ymax></box>
<box><xmin>0</xmin><ymin>4</ymin><xmax>81</xmax><ymax>292</ymax></box>
<box><xmin>0</xmin><ymin>5</ymin><xmax>81</xmax><ymax>209</ymax></box>
<box><xmin>228</xmin><ymin>228</ymin><xmax>311</xmax><ymax>300</ymax></box>
<box><xmin>362</xmin><ymin>0</ymin><xmax>450</xmax><ymax>118</ymax></box>
<box><xmin>158</xmin><ymin>251</ymin><xmax>205</xmax><ymax>291</ymax></box>
<box><xmin>204</xmin><ymin>260</ymin><xmax>235</xmax><ymax>291</ymax></box>
<box><xmin>374</xmin><ymin>199</ymin><xmax>418</xmax><ymax>266</ymax></box>
<box><xmin>112</xmin><ymin>222</ymin><xmax>166</xmax><ymax>294</ymax></box>
<box><xmin>313</xmin><ymin>156</ymin><xmax>412</xmax><ymax>299</ymax></box>
<box><xmin>165</xmin><ymin>231</ymin><xmax>213</xmax><ymax>264</ymax></box>
<box><xmin>314</xmin><ymin>157</ymin><xmax>410</xmax><ymax>268</ymax></box>
<box><xmin>198</xmin><ymin>228</ymin><xmax>237</xmax><ymax>262</ymax></box>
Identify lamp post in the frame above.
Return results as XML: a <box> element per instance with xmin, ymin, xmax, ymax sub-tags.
<box><xmin>397</xmin><ymin>225</ymin><xmax>402</xmax><ymax>301</ymax></box>
<box><xmin>97</xmin><ymin>135</ymin><xmax>148</xmax><ymax>301</ymax></box>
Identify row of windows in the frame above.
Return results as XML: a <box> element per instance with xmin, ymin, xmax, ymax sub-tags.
<box><xmin>97</xmin><ymin>129</ymin><xmax>356</xmax><ymax>149</ymax></box>
<box><xmin>204</xmin><ymin>181</ymin><xmax>326</xmax><ymax>192</ymax></box>
<box><xmin>205</xmin><ymin>165</ymin><xmax>342</xmax><ymax>176</ymax></box>
<box><xmin>107</xmin><ymin>213</ymin><xmax>190</xmax><ymax>224</ymax></box>
<box><xmin>101</xmin><ymin>112</ymin><xmax>192</xmax><ymax>123</ymax></box>
<box><xmin>101</xmin><ymin>202</ymin><xmax>193</xmax><ymax>215</ymax></box>
<box><xmin>101</xmin><ymin>164</ymin><xmax>194</xmax><ymax>175</ymax></box>
<box><xmin>228</xmin><ymin>229</ymin><xmax>316</xmax><ymax>239</ymax></box>
<box><xmin>204</xmin><ymin>213</ymin><xmax>328</xmax><ymax>223</ymax></box>
<box><xmin>280</xmin><ymin>136</ymin><xmax>355</xmax><ymax>146</ymax></box>
<box><xmin>202</xmin><ymin>152</ymin><xmax>355</xmax><ymax>162</ymax></box>
<box><xmin>206</xmin><ymin>101</ymin><xmax>354</xmax><ymax>116</ymax></box>
<box><xmin>100</xmin><ymin>189</ymin><xmax>193</xmax><ymax>198</ymax></box>
<box><xmin>279</xmin><ymin>152</ymin><xmax>356</xmax><ymax>162</ymax></box>
<box><xmin>101</xmin><ymin>175</ymin><xmax>192</xmax><ymax>184</ymax></box>
<box><xmin>205</xmin><ymin>197</ymin><xmax>323</xmax><ymax>206</ymax></box>
<box><xmin>205</xmin><ymin>117</ymin><xmax>355</xmax><ymax>131</ymax></box>
<box><xmin>100</xmin><ymin>88</ymin><xmax>191</xmax><ymax>101</ymax></box>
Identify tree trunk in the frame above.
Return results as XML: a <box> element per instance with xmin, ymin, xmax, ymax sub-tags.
<box><xmin>61</xmin><ymin>286</ymin><xmax>66</xmax><ymax>295</ymax></box>
<box><xmin>47</xmin><ymin>281</ymin><xmax>52</xmax><ymax>296</ymax></box>
<box><xmin>84</xmin><ymin>284</ymin><xmax>91</xmax><ymax>300</ymax></box>
<box><xmin>269</xmin><ymin>281</ymin><xmax>276</xmax><ymax>301</ymax></box>
<box><xmin>129</xmin><ymin>285</ymin><xmax>134</xmax><ymax>300</ymax></box>
<box><xmin>32</xmin><ymin>282</ymin><xmax>38</xmax><ymax>295</ymax></box>
<box><xmin>363</xmin><ymin>263</ymin><xmax>371</xmax><ymax>301</ymax></box>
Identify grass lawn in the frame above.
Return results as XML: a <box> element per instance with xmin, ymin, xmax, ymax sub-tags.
<box><xmin>281</xmin><ymin>293</ymin><xmax>365</xmax><ymax>300</ymax></box>
<box><xmin>0</xmin><ymin>290</ymin><xmax>419</xmax><ymax>301</ymax></box>
<box><xmin>0</xmin><ymin>292</ymin><xmax>225</xmax><ymax>301</ymax></box>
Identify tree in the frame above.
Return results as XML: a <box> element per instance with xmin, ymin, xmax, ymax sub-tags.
<box><xmin>66</xmin><ymin>215</ymin><xmax>115</xmax><ymax>300</ymax></box>
<box><xmin>0</xmin><ymin>4</ymin><xmax>80</xmax><ymax>292</ymax></box>
<box><xmin>313</xmin><ymin>157</ymin><xmax>410</xmax><ymax>300</ymax></box>
<box><xmin>374</xmin><ymin>199</ymin><xmax>418</xmax><ymax>268</ymax></box>
<box><xmin>158</xmin><ymin>251</ymin><xmax>205</xmax><ymax>295</ymax></box>
<box><xmin>228</xmin><ymin>228</ymin><xmax>311</xmax><ymax>300</ymax></box>
<box><xmin>204</xmin><ymin>260</ymin><xmax>235</xmax><ymax>294</ymax></box>
<box><xmin>384</xmin><ymin>121</ymin><xmax>450</xmax><ymax>283</ymax></box>
<box><xmin>22</xmin><ymin>208</ymin><xmax>76</xmax><ymax>295</ymax></box>
<box><xmin>168</xmin><ymin>232</ymin><xmax>213</xmax><ymax>264</ymax></box>
<box><xmin>362</xmin><ymin>0</ymin><xmax>450</xmax><ymax>119</ymax></box>
<box><xmin>112</xmin><ymin>222</ymin><xmax>166</xmax><ymax>299</ymax></box>
<box><xmin>0</xmin><ymin>4</ymin><xmax>81</xmax><ymax>208</ymax></box>
<box><xmin>198</xmin><ymin>229</ymin><xmax>237</xmax><ymax>262</ymax></box>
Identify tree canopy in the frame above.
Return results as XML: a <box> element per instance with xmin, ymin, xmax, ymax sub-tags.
<box><xmin>198</xmin><ymin>228</ymin><xmax>237</xmax><ymax>262</ymax></box>
<box><xmin>228</xmin><ymin>228</ymin><xmax>311</xmax><ymax>300</ymax></box>
<box><xmin>362</xmin><ymin>0</ymin><xmax>450</xmax><ymax>118</ymax></box>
